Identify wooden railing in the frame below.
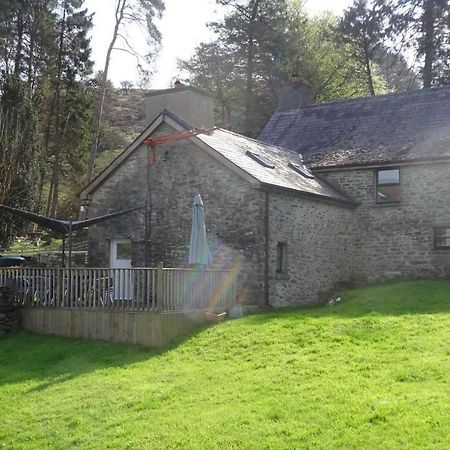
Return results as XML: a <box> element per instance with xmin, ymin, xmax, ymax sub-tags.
<box><xmin>0</xmin><ymin>265</ymin><xmax>237</xmax><ymax>312</ymax></box>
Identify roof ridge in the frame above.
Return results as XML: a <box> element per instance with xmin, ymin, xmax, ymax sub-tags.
<box><xmin>286</xmin><ymin>85</ymin><xmax>450</xmax><ymax>111</ymax></box>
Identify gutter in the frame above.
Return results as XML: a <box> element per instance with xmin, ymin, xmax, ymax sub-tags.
<box><xmin>260</xmin><ymin>182</ymin><xmax>358</xmax><ymax>208</ymax></box>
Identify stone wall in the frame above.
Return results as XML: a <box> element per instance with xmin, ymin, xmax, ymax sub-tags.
<box><xmin>29</xmin><ymin>251</ymin><xmax>87</xmax><ymax>268</ymax></box>
<box><xmin>268</xmin><ymin>191</ymin><xmax>355</xmax><ymax>306</ymax></box>
<box><xmin>88</xmin><ymin>123</ymin><xmax>266</xmax><ymax>305</ymax></box>
<box><xmin>0</xmin><ymin>288</ymin><xmax>21</xmax><ymax>337</ymax></box>
<box><xmin>320</xmin><ymin>162</ymin><xmax>450</xmax><ymax>282</ymax></box>
<box><xmin>86</xmin><ymin>124</ymin><xmax>450</xmax><ymax>308</ymax></box>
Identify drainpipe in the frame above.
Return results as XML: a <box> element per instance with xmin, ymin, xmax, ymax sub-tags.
<box><xmin>264</xmin><ymin>191</ymin><xmax>270</xmax><ymax>307</ymax></box>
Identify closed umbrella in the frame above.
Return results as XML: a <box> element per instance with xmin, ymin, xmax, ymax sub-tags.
<box><xmin>189</xmin><ymin>194</ymin><xmax>211</xmax><ymax>266</ymax></box>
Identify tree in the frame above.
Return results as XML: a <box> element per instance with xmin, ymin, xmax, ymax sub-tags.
<box><xmin>178</xmin><ymin>41</ymin><xmax>242</xmax><ymax>127</ymax></box>
<box><xmin>295</xmin><ymin>13</ymin><xmax>380</xmax><ymax>101</ymax></box>
<box><xmin>418</xmin><ymin>0</ymin><xmax>450</xmax><ymax>87</ymax></box>
<box><xmin>374</xmin><ymin>49</ymin><xmax>420</xmax><ymax>91</ymax></box>
<box><xmin>43</xmin><ymin>0</ymin><xmax>93</xmax><ymax>217</ymax></box>
<box><xmin>86</xmin><ymin>0</ymin><xmax>165</xmax><ymax>184</ymax></box>
<box><xmin>337</xmin><ymin>0</ymin><xmax>393</xmax><ymax>95</ymax></box>
<box><xmin>120</xmin><ymin>80</ymin><xmax>133</xmax><ymax>94</ymax></box>
<box><xmin>179</xmin><ymin>7</ymin><xmax>394</xmax><ymax>136</ymax></box>
<box><xmin>387</xmin><ymin>0</ymin><xmax>450</xmax><ymax>88</ymax></box>
<box><xmin>210</xmin><ymin>0</ymin><xmax>292</xmax><ymax>136</ymax></box>
<box><xmin>0</xmin><ymin>76</ymin><xmax>40</xmax><ymax>247</ymax></box>
<box><xmin>0</xmin><ymin>0</ymin><xmax>55</xmax><ymax>91</ymax></box>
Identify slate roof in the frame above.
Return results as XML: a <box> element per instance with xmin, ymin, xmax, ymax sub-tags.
<box><xmin>81</xmin><ymin>109</ymin><xmax>355</xmax><ymax>206</ymax></box>
<box><xmin>197</xmin><ymin>129</ymin><xmax>354</xmax><ymax>205</ymax></box>
<box><xmin>259</xmin><ymin>86</ymin><xmax>450</xmax><ymax>168</ymax></box>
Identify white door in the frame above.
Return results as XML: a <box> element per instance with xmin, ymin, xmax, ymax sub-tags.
<box><xmin>110</xmin><ymin>239</ymin><xmax>132</xmax><ymax>300</ymax></box>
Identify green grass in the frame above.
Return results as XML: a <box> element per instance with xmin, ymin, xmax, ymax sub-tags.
<box><xmin>1</xmin><ymin>280</ymin><xmax>449</xmax><ymax>449</ymax></box>
<box><xmin>3</xmin><ymin>236</ymin><xmax>63</xmax><ymax>256</ymax></box>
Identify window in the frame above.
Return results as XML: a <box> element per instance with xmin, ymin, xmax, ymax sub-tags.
<box><xmin>116</xmin><ymin>242</ymin><xmax>132</xmax><ymax>260</ymax></box>
<box><xmin>276</xmin><ymin>242</ymin><xmax>287</xmax><ymax>274</ymax></box>
<box><xmin>434</xmin><ymin>227</ymin><xmax>450</xmax><ymax>249</ymax></box>
<box><xmin>245</xmin><ymin>150</ymin><xmax>275</xmax><ymax>168</ymax></box>
<box><xmin>376</xmin><ymin>168</ymin><xmax>400</xmax><ymax>203</ymax></box>
<box><xmin>288</xmin><ymin>161</ymin><xmax>315</xmax><ymax>179</ymax></box>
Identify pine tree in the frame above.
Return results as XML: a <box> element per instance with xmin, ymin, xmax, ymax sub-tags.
<box><xmin>211</xmin><ymin>0</ymin><xmax>291</xmax><ymax>136</ymax></box>
<box><xmin>43</xmin><ymin>0</ymin><xmax>93</xmax><ymax>217</ymax></box>
<box><xmin>388</xmin><ymin>0</ymin><xmax>450</xmax><ymax>87</ymax></box>
<box><xmin>0</xmin><ymin>76</ymin><xmax>40</xmax><ymax>247</ymax></box>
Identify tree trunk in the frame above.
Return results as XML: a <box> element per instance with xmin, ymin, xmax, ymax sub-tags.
<box><xmin>45</xmin><ymin>2</ymin><xmax>67</xmax><ymax>216</ymax></box>
<box><xmin>422</xmin><ymin>0</ymin><xmax>435</xmax><ymax>88</ymax></box>
<box><xmin>13</xmin><ymin>8</ymin><xmax>24</xmax><ymax>76</ymax></box>
<box><xmin>364</xmin><ymin>51</ymin><xmax>376</xmax><ymax>95</ymax></box>
<box><xmin>244</xmin><ymin>0</ymin><xmax>261</xmax><ymax>137</ymax></box>
<box><xmin>86</xmin><ymin>0</ymin><xmax>127</xmax><ymax>184</ymax></box>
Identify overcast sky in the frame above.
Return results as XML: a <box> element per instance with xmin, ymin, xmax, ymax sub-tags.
<box><xmin>84</xmin><ymin>0</ymin><xmax>353</xmax><ymax>89</ymax></box>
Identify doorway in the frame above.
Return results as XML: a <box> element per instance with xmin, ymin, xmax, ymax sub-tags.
<box><xmin>110</xmin><ymin>239</ymin><xmax>132</xmax><ymax>300</ymax></box>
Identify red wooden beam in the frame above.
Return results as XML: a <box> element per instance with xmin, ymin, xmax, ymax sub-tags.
<box><xmin>143</xmin><ymin>126</ymin><xmax>218</xmax><ymax>146</ymax></box>
<box><xmin>143</xmin><ymin>126</ymin><xmax>219</xmax><ymax>166</ymax></box>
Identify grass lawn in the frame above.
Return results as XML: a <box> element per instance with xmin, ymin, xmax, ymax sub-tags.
<box><xmin>1</xmin><ymin>280</ymin><xmax>449</xmax><ymax>449</ymax></box>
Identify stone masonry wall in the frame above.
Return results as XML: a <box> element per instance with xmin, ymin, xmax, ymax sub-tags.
<box><xmin>268</xmin><ymin>191</ymin><xmax>355</xmax><ymax>307</ymax></box>
<box><xmin>321</xmin><ymin>162</ymin><xmax>450</xmax><ymax>282</ymax></box>
<box><xmin>0</xmin><ymin>288</ymin><xmax>21</xmax><ymax>337</ymax></box>
<box><xmin>88</xmin><ymin>123</ymin><xmax>266</xmax><ymax>305</ymax></box>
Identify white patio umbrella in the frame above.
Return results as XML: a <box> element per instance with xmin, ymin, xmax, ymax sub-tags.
<box><xmin>189</xmin><ymin>194</ymin><xmax>211</xmax><ymax>266</ymax></box>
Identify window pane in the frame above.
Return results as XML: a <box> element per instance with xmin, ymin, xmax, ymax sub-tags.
<box><xmin>276</xmin><ymin>242</ymin><xmax>287</xmax><ymax>273</ymax></box>
<box><xmin>435</xmin><ymin>227</ymin><xmax>450</xmax><ymax>248</ymax></box>
<box><xmin>378</xmin><ymin>169</ymin><xmax>400</xmax><ymax>185</ymax></box>
<box><xmin>377</xmin><ymin>185</ymin><xmax>401</xmax><ymax>203</ymax></box>
<box><xmin>117</xmin><ymin>242</ymin><xmax>132</xmax><ymax>260</ymax></box>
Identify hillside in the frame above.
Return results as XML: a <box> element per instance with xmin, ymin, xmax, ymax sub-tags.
<box><xmin>92</xmin><ymin>88</ymin><xmax>152</xmax><ymax>175</ymax></box>
<box><xmin>103</xmin><ymin>88</ymin><xmax>151</xmax><ymax>141</ymax></box>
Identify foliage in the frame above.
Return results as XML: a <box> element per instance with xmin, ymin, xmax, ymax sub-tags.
<box><xmin>120</xmin><ymin>80</ymin><xmax>133</xmax><ymax>94</ymax></box>
<box><xmin>42</xmin><ymin>0</ymin><xmax>94</xmax><ymax>217</ymax></box>
<box><xmin>179</xmin><ymin>6</ymin><xmax>394</xmax><ymax>135</ymax></box>
<box><xmin>385</xmin><ymin>0</ymin><xmax>450</xmax><ymax>87</ymax></box>
<box><xmin>0</xmin><ymin>0</ymin><xmax>55</xmax><ymax>87</ymax></box>
<box><xmin>0</xmin><ymin>0</ymin><xmax>95</xmax><ymax>223</ymax></box>
<box><xmin>211</xmin><ymin>0</ymin><xmax>293</xmax><ymax>136</ymax></box>
<box><xmin>0</xmin><ymin>76</ymin><xmax>40</xmax><ymax>247</ymax></box>
<box><xmin>178</xmin><ymin>41</ymin><xmax>244</xmax><ymax>128</ymax></box>
<box><xmin>0</xmin><ymin>280</ymin><xmax>449</xmax><ymax>448</ymax></box>
<box><xmin>2</xmin><ymin>235</ymin><xmax>63</xmax><ymax>255</ymax></box>
<box><xmin>288</xmin><ymin>12</ymin><xmax>386</xmax><ymax>101</ymax></box>
<box><xmin>337</xmin><ymin>0</ymin><xmax>393</xmax><ymax>95</ymax></box>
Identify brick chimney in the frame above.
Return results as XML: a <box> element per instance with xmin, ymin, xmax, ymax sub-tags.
<box><xmin>278</xmin><ymin>73</ymin><xmax>312</xmax><ymax>111</ymax></box>
<box><xmin>144</xmin><ymin>82</ymin><xmax>214</xmax><ymax>129</ymax></box>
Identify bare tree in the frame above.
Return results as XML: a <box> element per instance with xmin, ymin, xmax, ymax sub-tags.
<box><xmin>86</xmin><ymin>0</ymin><xmax>164</xmax><ymax>184</ymax></box>
<box><xmin>120</xmin><ymin>80</ymin><xmax>133</xmax><ymax>94</ymax></box>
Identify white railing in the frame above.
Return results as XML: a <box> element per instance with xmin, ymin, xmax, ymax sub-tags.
<box><xmin>0</xmin><ymin>264</ymin><xmax>237</xmax><ymax>312</ymax></box>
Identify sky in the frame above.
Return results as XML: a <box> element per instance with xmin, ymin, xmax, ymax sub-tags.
<box><xmin>84</xmin><ymin>0</ymin><xmax>353</xmax><ymax>89</ymax></box>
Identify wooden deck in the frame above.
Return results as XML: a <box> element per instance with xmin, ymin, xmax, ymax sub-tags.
<box><xmin>1</xmin><ymin>265</ymin><xmax>238</xmax><ymax>347</ymax></box>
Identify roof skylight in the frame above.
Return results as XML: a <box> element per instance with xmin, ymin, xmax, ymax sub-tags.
<box><xmin>288</xmin><ymin>161</ymin><xmax>315</xmax><ymax>179</ymax></box>
<box><xmin>245</xmin><ymin>150</ymin><xmax>275</xmax><ymax>168</ymax></box>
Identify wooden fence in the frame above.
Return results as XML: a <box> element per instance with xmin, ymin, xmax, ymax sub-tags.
<box><xmin>0</xmin><ymin>264</ymin><xmax>237</xmax><ymax>312</ymax></box>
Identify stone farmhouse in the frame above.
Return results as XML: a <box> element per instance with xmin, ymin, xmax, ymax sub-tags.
<box><xmin>80</xmin><ymin>82</ymin><xmax>450</xmax><ymax>307</ymax></box>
